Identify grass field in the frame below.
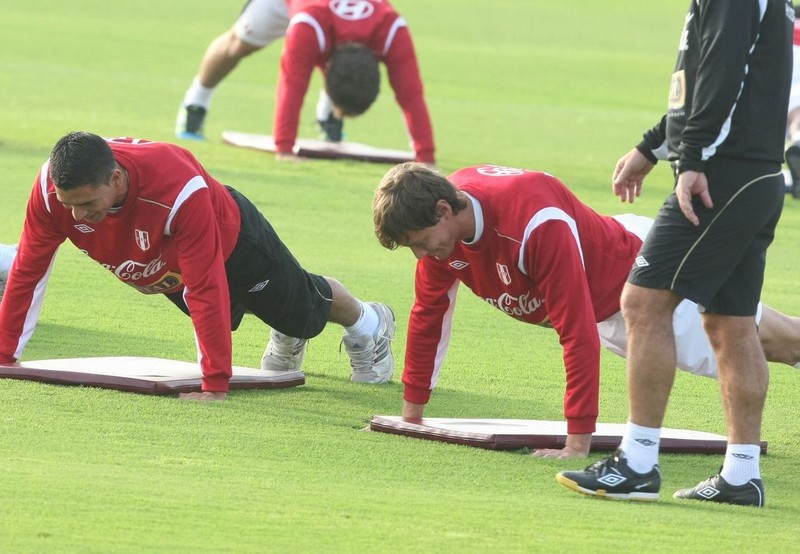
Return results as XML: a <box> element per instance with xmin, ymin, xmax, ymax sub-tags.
<box><xmin>1</xmin><ymin>1</ymin><xmax>799</xmax><ymax>552</ymax></box>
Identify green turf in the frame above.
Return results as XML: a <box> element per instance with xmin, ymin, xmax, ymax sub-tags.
<box><xmin>1</xmin><ymin>1</ymin><xmax>799</xmax><ymax>552</ymax></box>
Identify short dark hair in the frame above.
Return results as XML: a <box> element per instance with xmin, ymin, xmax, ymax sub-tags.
<box><xmin>325</xmin><ymin>42</ymin><xmax>380</xmax><ymax>116</ymax></box>
<box><xmin>373</xmin><ymin>162</ymin><xmax>468</xmax><ymax>250</ymax></box>
<box><xmin>49</xmin><ymin>131</ymin><xmax>115</xmax><ymax>190</ymax></box>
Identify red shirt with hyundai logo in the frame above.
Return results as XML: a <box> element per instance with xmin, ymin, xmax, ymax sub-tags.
<box><xmin>404</xmin><ymin>166</ymin><xmax>643</xmax><ymax>434</ymax></box>
<box><xmin>0</xmin><ymin>138</ymin><xmax>241</xmax><ymax>392</ymax></box>
<box><xmin>275</xmin><ymin>0</ymin><xmax>435</xmax><ymax>162</ymax></box>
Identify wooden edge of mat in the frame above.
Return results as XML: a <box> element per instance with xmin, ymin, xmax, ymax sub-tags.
<box><xmin>369</xmin><ymin>416</ymin><xmax>768</xmax><ymax>454</ymax></box>
<box><xmin>222</xmin><ymin>131</ymin><xmax>413</xmax><ymax>164</ymax></box>
<box><xmin>0</xmin><ymin>364</ymin><xmax>305</xmax><ymax>395</ymax></box>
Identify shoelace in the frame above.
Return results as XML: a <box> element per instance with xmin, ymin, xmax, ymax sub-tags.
<box><xmin>584</xmin><ymin>451</ymin><xmax>624</xmax><ymax>473</ymax></box>
<box><xmin>338</xmin><ymin>330</ymin><xmax>394</xmax><ymax>372</ymax></box>
<box><xmin>346</xmin><ymin>341</ymin><xmax>375</xmax><ymax>372</ymax></box>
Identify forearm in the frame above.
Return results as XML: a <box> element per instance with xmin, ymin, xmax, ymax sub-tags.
<box><xmin>402</xmin><ymin>399</ymin><xmax>426</xmax><ymax>421</ymax></box>
<box><xmin>565</xmin><ymin>433</ymin><xmax>592</xmax><ymax>456</ymax></box>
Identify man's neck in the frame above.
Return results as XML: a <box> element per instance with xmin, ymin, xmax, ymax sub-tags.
<box><xmin>455</xmin><ymin>191</ymin><xmax>477</xmax><ymax>242</ymax></box>
<box><xmin>112</xmin><ymin>163</ymin><xmax>129</xmax><ymax>208</ymax></box>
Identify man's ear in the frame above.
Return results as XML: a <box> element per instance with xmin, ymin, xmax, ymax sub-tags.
<box><xmin>435</xmin><ymin>199</ymin><xmax>450</xmax><ymax>220</ymax></box>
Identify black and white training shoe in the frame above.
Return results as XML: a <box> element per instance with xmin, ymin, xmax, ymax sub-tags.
<box><xmin>556</xmin><ymin>449</ymin><xmax>661</xmax><ymax>501</ymax></box>
<box><xmin>175</xmin><ymin>104</ymin><xmax>207</xmax><ymax>141</ymax></box>
<box><xmin>317</xmin><ymin>113</ymin><xmax>344</xmax><ymax>142</ymax></box>
<box><xmin>673</xmin><ymin>473</ymin><xmax>765</xmax><ymax>507</ymax></box>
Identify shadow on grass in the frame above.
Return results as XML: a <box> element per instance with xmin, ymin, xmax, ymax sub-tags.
<box><xmin>242</xmin><ymin>372</ymin><xmax>562</xmax><ymax>433</ymax></box>
<box><xmin>21</xmin><ymin>321</ymin><xmax>195</xmax><ymax>360</ymax></box>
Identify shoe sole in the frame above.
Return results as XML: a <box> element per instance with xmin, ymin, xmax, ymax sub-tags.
<box><xmin>176</xmin><ymin>131</ymin><xmax>205</xmax><ymax>141</ymax></box>
<box><xmin>351</xmin><ymin>373</ymin><xmax>389</xmax><ymax>384</ymax></box>
<box><xmin>672</xmin><ymin>493</ymin><xmax>763</xmax><ymax>507</ymax></box>
<box><xmin>556</xmin><ymin>474</ymin><xmax>660</xmax><ymax>502</ymax></box>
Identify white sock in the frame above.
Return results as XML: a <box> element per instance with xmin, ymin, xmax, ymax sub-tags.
<box><xmin>182</xmin><ymin>77</ymin><xmax>215</xmax><ymax>110</ymax></box>
<box><xmin>0</xmin><ymin>244</ymin><xmax>17</xmax><ymax>275</ymax></box>
<box><xmin>720</xmin><ymin>444</ymin><xmax>761</xmax><ymax>485</ymax></box>
<box><xmin>344</xmin><ymin>301</ymin><xmax>378</xmax><ymax>338</ymax></box>
<box><xmin>791</xmin><ymin>130</ymin><xmax>800</xmax><ymax>143</ymax></box>
<box><xmin>315</xmin><ymin>89</ymin><xmax>334</xmax><ymax>121</ymax></box>
<box><xmin>619</xmin><ymin>421</ymin><xmax>661</xmax><ymax>474</ymax></box>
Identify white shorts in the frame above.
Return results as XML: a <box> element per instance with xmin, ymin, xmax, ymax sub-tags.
<box><xmin>789</xmin><ymin>44</ymin><xmax>800</xmax><ymax>114</ymax></box>
<box><xmin>0</xmin><ymin>243</ymin><xmax>16</xmax><ymax>278</ymax></box>
<box><xmin>234</xmin><ymin>0</ymin><xmax>291</xmax><ymax>48</ymax></box>
<box><xmin>596</xmin><ymin>214</ymin><xmax>763</xmax><ymax>379</ymax></box>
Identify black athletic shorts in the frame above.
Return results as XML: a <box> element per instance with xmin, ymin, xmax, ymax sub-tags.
<box><xmin>628</xmin><ymin>156</ymin><xmax>784</xmax><ymax>316</ymax></box>
<box><xmin>166</xmin><ymin>186</ymin><xmax>333</xmax><ymax>338</ymax></box>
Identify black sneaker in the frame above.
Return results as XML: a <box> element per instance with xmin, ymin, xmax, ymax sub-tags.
<box><xmin>317</xmin><ymin>113</ymin><xmax>344</xmax><ymax>142</ymax></box>
<box><xmin>785</xmin><ymin>141</ymin><xmax>800</xmax><ymax>198</ymax></box>
<box><xmin>556</xmin><ymin>449</ymin><xmax>661</xmax><ymax>501</ymax></box>
<box><xmin>175</xmin><ymin>104</ymin><xmax>207</xmax><ymax>140</ymax></box>
<box><xmin>673</xmin><ymin>473</ymin><xmax>765</xmax><ymax>507</ymax></box>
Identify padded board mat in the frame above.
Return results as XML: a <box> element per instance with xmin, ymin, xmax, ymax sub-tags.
<box><xmin>0</xmin><ymin>356</ymin><xmax>304</xmax><ymax>395</ymax></box>
<box><xmin>222</xmin><ymin>131</ymin><xmax>414</xmax><ymax>163</ymax></box>
<box><xmin>370</xmin><ymin>416</ymin><xmax>768</xmax><ymax>454</ymax></box>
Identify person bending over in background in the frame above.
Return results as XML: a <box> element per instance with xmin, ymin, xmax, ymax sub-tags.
<box><xmin>372</xmin><ymin>162</ymin><xmax>800</xmax><ymax>460</ymax></box>
<box><xmin>175</xmin><ymin>0</ymin><xmax>435</xmax><ymax>164</ymax></box>
<box><xmin>0</xmin><ymin>132</ymin><xmax>395</xmax><ymax>400</ymax></box>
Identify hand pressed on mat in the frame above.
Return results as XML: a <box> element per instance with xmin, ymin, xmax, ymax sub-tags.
<box><xmin>275</xmin><ymin>152</ymin><xmax>306</xmax><ymax>162</ymax></box>
<box><xmin>178</xmin><ymin>391</ymin><xmax>227</xmax><ymax>401</ymax></box>
<box><xmin>531</xmin><ymin>432</ymin><xmax>591</xmax><ymax>459</ymax></box>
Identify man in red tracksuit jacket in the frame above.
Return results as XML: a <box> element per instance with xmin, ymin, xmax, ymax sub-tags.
<box><xmin>373</xmin><ymin>162</ymin><xmax>800</xmax><ymax>459</ymax></box>
<box><xmin>0</xmin><ymin>132</ymin><xmax>396</xmax><ymax>399</ymax></box>
<box><xmin>175</xmin><ymin>0</ymin><xmax>435</xmax><ymax>164</ymax></box>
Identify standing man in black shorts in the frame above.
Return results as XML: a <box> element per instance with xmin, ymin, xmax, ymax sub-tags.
<box><xmin>0</xmin><ymin>132</ymin><xmax>396</xmax><ymax>399</ymax></box>
<box><xmin>557</xmin><ymin>1</ymin><xmax>793</xmax><ymax>507</ymax></box>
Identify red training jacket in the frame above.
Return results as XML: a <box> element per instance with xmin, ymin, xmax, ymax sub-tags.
<box><xmin>275</xmin><ymin>0</ymin><xmax>435</xmax><ymax>162</ymax></box>
<box><xmin>0</xmin><ymin>138</ymin><xmax>241</xmax><ymax>392</ymax></box>
<box><xmin>403</xmin><ymin>165</ymin><xmax>643</xmax><ymax>434</ymax></box>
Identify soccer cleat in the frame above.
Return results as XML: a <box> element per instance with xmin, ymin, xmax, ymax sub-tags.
<box><xmin>785</xmin><ymin>140</ymin><xmax>800</xmax><ymax>198</ymax></box>
<box><xmin>317</xmin><ymin>113</ymin><xmax>344</xmax><ymax>142</ymax></box>
<box><xmin>261</xmin><ymin>329</ymin><xmax>308</xmax><ymax>372</ymax></box>
<box><xmin>342</xmin><ymin>303</ymin><xmax>395</xmax><ymax>383</ymax></box>
<box><xmin>556</xmin><ymin>449</ymin><xmax>661</xmax><ymax>501</ymax></box>
<box><xmin>673</xmin><ymin>473</ymin><xmax>765</xmax><ymax>507</ymax></box>
<box><xmin>175</xmin><ymin>104</ymin><xmax>207</xmax><ymax>141</ymax></box>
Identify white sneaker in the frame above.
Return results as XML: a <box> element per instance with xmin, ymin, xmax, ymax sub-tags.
<box><xmin>342</xmin><ymin>303</ymin><xmax>395</xmax><ymax>383</ymax></box>
<box><xmin>261</xmin><ymin>329</ymin><xmax>308</xmax><ymax>372</ymax></box>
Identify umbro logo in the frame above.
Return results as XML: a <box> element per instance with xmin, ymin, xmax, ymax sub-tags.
<box><xmin>695</xmin><ymin>485</ymin><xmax>721</xmax><ymax>499</ymax></box>
<box><xmin>732</xmin><ymin>453</ymin><xmax>753</xmax><ymax>460</ymax></box>
<box><xmin>74</xmin><ymin>224</ymin><xmax>95</xmax><ymax>233</ymax></box>
<box><xmin>449</xmin><ymin>260</ymin><xmax>469</xmax><ymax>270</ymax></box>
<box><xmin>248</xmin><ymin>279</ymin><xmax>270</xmax><ymax>292</ymax></box>
<box><xmin>635</xmin><ymin>255</ymin><xmax>649</xmax><ymax>267</ymax></box>
<box><xmin>635</xmin><ymin>438</ymin><xmax>657</xmax><ymax>447</ymax></box>
<box><xmin>597</xmin><ymin>472</ymin><xmax>626</xmax><ymax>487</ymax></box>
